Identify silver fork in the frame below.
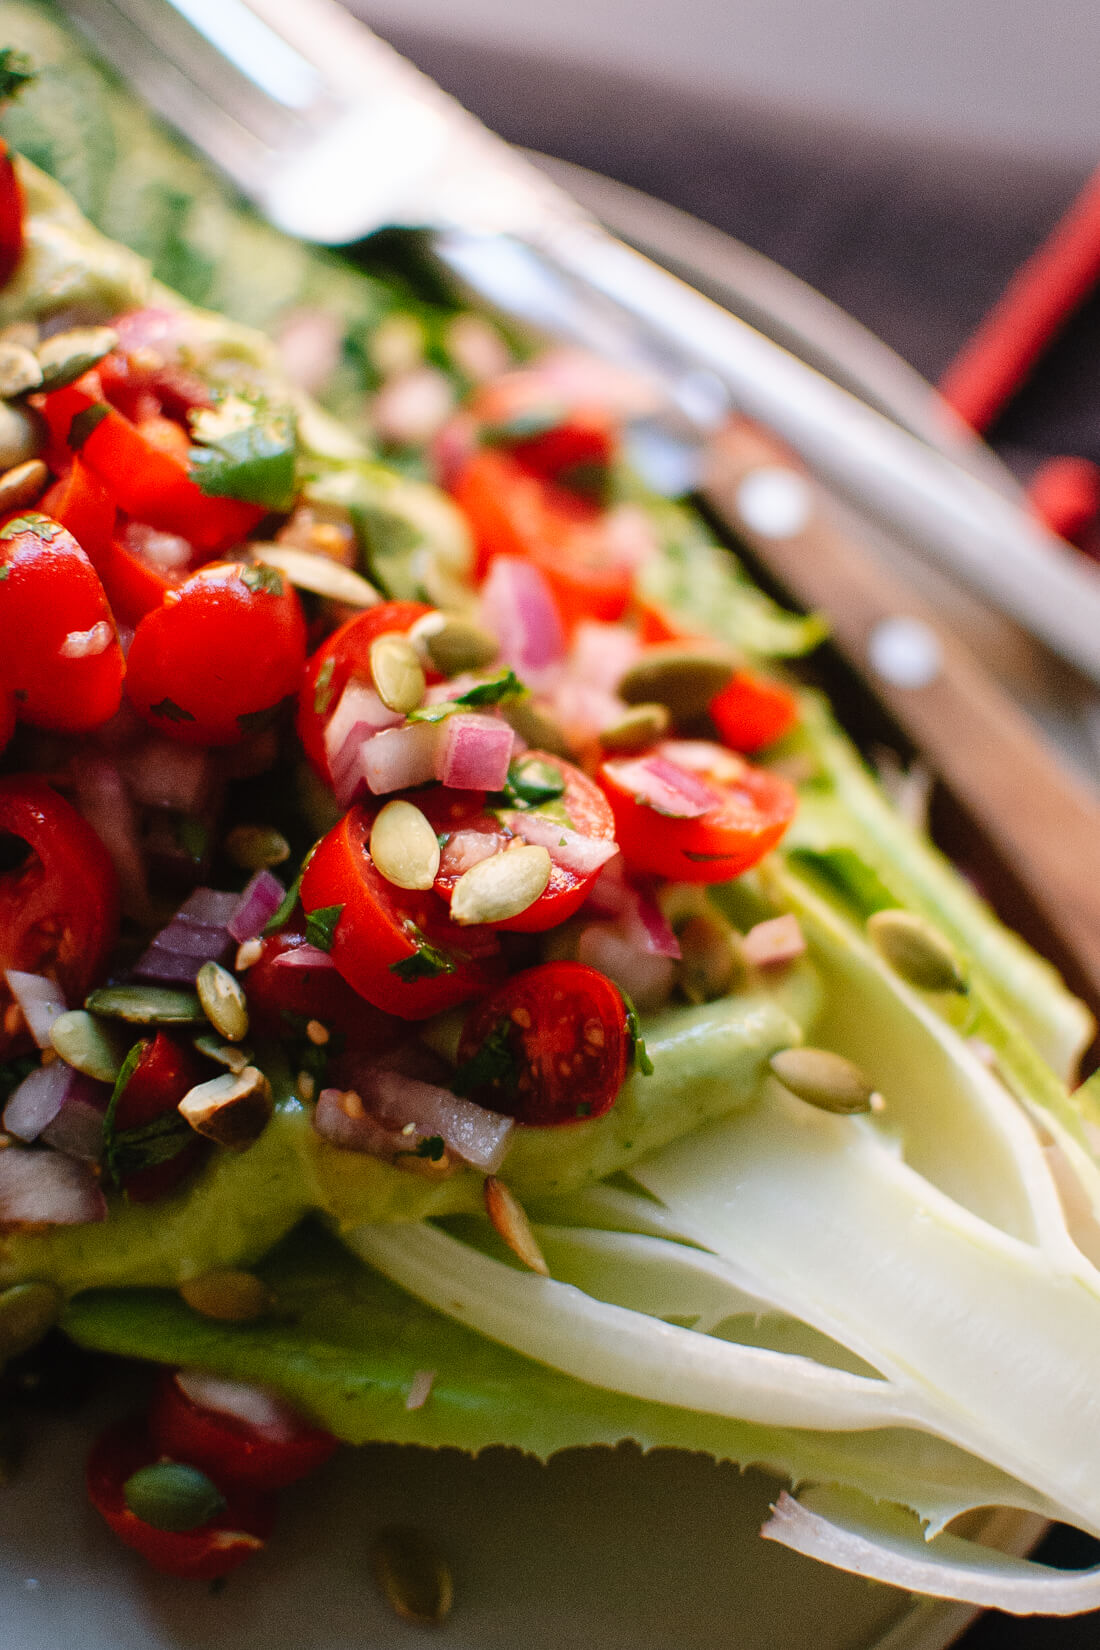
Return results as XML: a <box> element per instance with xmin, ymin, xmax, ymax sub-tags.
<box><xmin>57</xmin><ymin>0</ymin><xmax>1100</xmax><ymax>684</ymax></box>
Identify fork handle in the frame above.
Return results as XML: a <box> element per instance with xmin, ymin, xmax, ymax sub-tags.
<box><xmin>703</xmin><ymin>418</ymin><xmax>1100</xmax><ymax>1012</ymax></box>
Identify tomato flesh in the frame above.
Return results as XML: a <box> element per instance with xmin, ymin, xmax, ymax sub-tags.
<box><xmin>149</xmin><ymin>1371</ymin><xmax>337</xmax><ymax>1490</ymax></box>
<box><xmin>111</xmin><ymin>1030</ymin><xmax>208</xmax><ymax>1202</ymax></box>
<box><xmin>244</xmin><ymin>923</ymin><xmax>407</xmax><ymax>1055</ymax></box>
<box><xmin>300</xmin><ymin>808</ymin><xmax>504</xmax><ymax>1020</ymax></box>
<box><xmin>87</xmin><ymin>1421</ymin><xmax>275</xmax><ymax>1580</ymax></box>
<box><xmin>0</xmin><ymin>778</ymin><xmax>118</xmax><ymax>1058</ymax></box>
<box><xmin>598</xmin><ymin>739</ymin><xmax>797</xmax><ymax>883</ymax></box>
<box><xmin>456</xmin><ymin>961</ymin><xmax>631</xmax><ymax>1125</ymax></box>
<box><xmin>297</xmin><ymin>600</ymin><xmax>433</xmax><ymax>784</ymax></box>
<box><xmin>0</xmin><ymin>141</ymin><xmax>24</xmax><ymax>288</ymax></box>
<box><xmin>709</xmin><ymin>669</ymin><xmax>799</xmax><ymax>754</ymax></box>
<box><xmin>0</xmin><ymin>512</ymin><xmax>124</xmax><ymax>732</ymax></box>
<box><xmin>126</xmin><ymin>561</ymin><xmax>307</xmax><ymax>746</ymax></box>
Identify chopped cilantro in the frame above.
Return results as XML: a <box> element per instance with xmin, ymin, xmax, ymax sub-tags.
<box><xmin>397</xmin><ymin>1133</ymin><xmax>446</xmax><ymax>1162</ymax></box>
<box><xmin>503</xmin><ymin>757</ymin><xmax>565</xmax><ymax>809</ymax></box>
<box><xmin>0</xmin><ymin>48</ymin><xmax>35</xmax><ymax>104</ymax></box>
<box><xmin>0</xmin><ymin>512</ymin><xmax>63</xmax><ymax>541</ymax></box>
<box><xmin>313</xmin><ymin>657</ymin><xmax>336</xmax><ymax>717</ymax></box>
<box><xmin>240</xmin><ymin>564</ymin><xmax>286</xmax><ymax>597</ymax></box>
<box><xmin>190</xmin><ymin>393</ymin><xmax>297</xmax><ymax>511</ymax></box>
<box><xmin>390</xmin><ymin>926</ymin><xmax>456</xmax><ymax>982</ymax></box>
<box><xmin>236</xmin><ymin>695</ymin><xmax>293</xmax><ymax>735</ymax></box>
<box><xmin>177</xmin><ymin>817</ymin><xmax>208</xmax><ymax>863</ymax></box>
<box><xmin>620</xmin><ymin>991</ymin><xmax>655</xmax><ymax>1077</ymax></box>
<box><xmin>0</xmin><ymin>567</ymin><xmax>7</xmax><ymax>580</ymax></box>
<box><xmin>408</xmin><ymin>668</ymin><xmax>528</xmax><ymax>724</ymax></box>
<box><xmin>683</xmin><ymin>850</ymin><xmax>731</xmax><ymax>863</ymax></box>
<box><xmin>304</xmin><ymin>903</ymin><xmax>344</xmax><ymax>952</ymax></box>
<box><xmin>102</xmin><ymin>1038</ymin><xmax>196</xmax><ymax>1189</ymax></box>
<box><xmin>150</xmin><ymin>697</ymin><xmax>195</xmax><ymax>724</ymax></box>
<box><xmin>450</xmin><ymin>1017</ymin><xmax>517</xmax><ymax>1098</ymax></box>
<box><xmin>67</xmin><ymin>404</ymin><xmax>109</xmax><ymax>449</ymax></box>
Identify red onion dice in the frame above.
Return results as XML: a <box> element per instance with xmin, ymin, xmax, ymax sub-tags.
<box><xmin>501</xmin><ymin>810</ymin><xmax>619</xmax><ymax>876</ymax></box>
<box><xmin>270</xmin><ymin>944</ymin><xmax>337</xmax><ymax>971</ymax></box>
<box><xmin>4</xmin><ymin>971</ymin><xmax>67</xmax><ymax>1049</ymax></box>
<box><xmin>3</xmin><ymin>1059</ymin><xmax>79</xmax><ymax>1142</ymax></box>
<box><xmin>360</xmin><ymin>721</ymin><xmax>441</xmax><ymax>795</ymax></box>
<box><xmin>434</xmin><ymin>713</ymin><xmax>513</xmax><ymax>791</ymax></box>
<box><xmin>479</xmin><ymin>556</ymin><xmax>564</xmax><ymax>681</ymax></box>
<box><xmin>228</xmin><ymin>871</ymin><xmax>286</xmax><ymax>943</ymax></box>
<box><xmin>0</xmin><ymin>1144</ymin><xmax>107</xmax><ymax>1229</ymax></box>
<box><xmin>602</xmin><ymin>754</ymin><xmax>719</xmax><ymax>818</ymax></box>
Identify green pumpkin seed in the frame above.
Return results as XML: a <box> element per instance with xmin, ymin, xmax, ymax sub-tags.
<box><xmin>180</xmin><ymin>1270</ymin><xmax>271</xmax><ymax>1322</ymax></box>
<box><xmin>35</xmin><ymin>326</ymin><xmax>118</xmax><ymax>392</ymax></box>
<box><xmin>247</xmin><ymin>543</ymin><xmax>381</xmax><ymax>608</ymax></box>
<box><xmin>196</xmin><ymin>961</ymin><xmax>250</xmax><ymax>1043</ymax></box>
<box><xmin>0</xmin><ymin>1282</ymin><xmax>61</xmax><ymax>1362</ymax></box>
<box><xmin>451</xmin><ymin>844</ymin><xmax>551</xmax><ymax>926</ymax></box>
<box><xmin>600</xmin><ymin>701</ymin><xmax>670</xmax><ymax>753</ymax></box>
<box><xmin>224</xmin><ymin>823</ymin><xmax>291</xmax><ymax>871</ymax></box>
<box><xmin>370</xmin><ymin>631</ymin><xmax>426</xmax><ymax>714</ymax></box>
<box><xmin>193</xmin><ymin>1032</ymin><xmax>253</xmax><ymax>1074</ymax></box>
<box><xmin>0</xmin><ymin>342</ymin><xmax>41</xmax><ymax>398</ymax></box>
<box><xmin>484</xmin><ymin>1177</ymin><xmax>549</xmax><ymax>1275</ymax></box>
<box><xmin>369</xmin><ymin>799</ymin><xmax>440</xmax><ymax>891</ymax></box>
<box><xmin>618</xmin><ymin>646</ymin><xmax>737</xmax><ymax>720</ymax></box>
<box><xmin>178</xmin><ymin>1065</ymin><xmax>273</xmax><ymax>1149</ymax></box>
<box><xmin>676</xmin><ymin>912</ymin><xmax>744</xmax><ymax>1004</ymax></box>
<box><xmin>123</xmin><ymin>1461</ymin><xmax>226</xmax><ymax>1533</ymax></box>
<box><xmin>410</xmin><ymin>611</ymin><xmax>499</xmax><ymax>676</ymax></box>
<box><xmin>498</xmin><ymin>697</ymin><xmax>573</xmax><ymax>758</ymax></box>
<box><xmin>49</xmin><ymin>1009</ymin><xmax>130</xmax><ymax>1082</ymax></box>
<box><xmin>0</xmin><ymin>402</ymin><xmax>41</xmax><ymax>470</ymax></box>
<box><xmin>371</xmin><ymin>1526</ymin><xmax>454</xmax><ymax>1627</ymax></box>
<box><xmin>85</xmin><ymin>985</ymin><xmax>204</xmax><ymax>1025</ymax></box>
<box><xmin>0</xmin><ymin>457</ymin><xmax>47</xmax><ymax>513</ymax></box>
<box><xmin>769</xmin><ymin>1047</ymin><xmax>876</xmax><ymax>1115</ymax></box>
<box><xmin>867</xmin><ymin>909</ymin><xmax>967</xmax><ymax>994</ymax></box>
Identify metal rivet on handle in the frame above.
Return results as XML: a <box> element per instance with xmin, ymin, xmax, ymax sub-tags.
<box><xmin>868</xmin><ymin>617</ymin><xmax>943</xmax><ymax>690</ymax></box>
<box><xmin>734</xmin><ymin>467</ymin><xmax>813</xmax><ymax>539</ymax></box>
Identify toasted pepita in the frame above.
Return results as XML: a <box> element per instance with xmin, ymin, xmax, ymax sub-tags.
<box><xmin>618</xmin><ymin>645</ymin><xmax>737</xmax><ymax>720</ymax></box>
<box><xmin>867</xmin><ymin>908</ymin><xmax>967</xmax><ymax>994</ymax></box>
<box><xmin>196</xmin><ymin>961</ymin><xmax>249</xmax><ymax>1043</ymax></box>
<box><xmin>498</xmin><ymin>697</ymin><xmax>573</xmax><ymax>758</ymax></box>
<box><xmin>370</xmin><ymin>631</ymin><xmax>426</xmax><ymax>714</ymax></box>
<box><xmin>675</xmin><ymin>912</ymin><xmax>744</xmax><ymax>1004</ymax></box>
<box><xmin>451</xmin><ymin>845</ymin><xmax>551</xmax><ymax>926</ymax></box>
<box><xmin>0</xmin><ymin>1282</ymin><xmax>60</xmax><ymax>1362</ymax></box>
<box><xmin>178</xmin><ymin>1066</ymin><xmax>272</xmax><ymax>1149</ymax></box>
<box><xmin>85</xmin><ymin>985</ymin><xmax>204</xmax><ymax>1025</ymax></box>
<box><xmin>35</xmin><ymin>326</ymin><xmax>118</xmax><ymax>391</ymax></box>
<box><xmin>50</xmin><ymin>1009</ymin><xmax>129</xmax><ymax>1082</ymax></box>
<box><xmin>600</xmin><ymin>701</ymin><xmax>670</xmax><ymax>752</ymax></box>
<box><xmin>410</xmin><ymin>611</ymin><xmax>499</xmax><ymax>676</ymax></box>
<box><xmin>369</xmin><ymin>799</ymin><xmax>440</xmax><ymax>891</ymax></box>
<box><xmin>0</xmin><ymin>342</ymin><xmax>41</xmax><ymax>398</ymax></box>
<box><xmin>0</xmin><ymin>458</ymin><xmax>48</xmax><ymax>513</ymax></box>
<box><xmin>0</xmin><ymin>403</ymin><xmax>42</xmax><ymax>470</ymax></box>
<box><xmin>123</xmin><ymin>1462</ymin><xmax>225</xmax><ymax>1533</ymax></box>
<box><xmin>769</xmin><ymin>1047</ymin><xmax>876</xmax><ymax>1115</ymax></box>
<box><xmin>484</xmin><ymin>1176</ymin><xmax>549</xmax><ymax>1275</ymax></box>
<box><xmin>179</xmin><ymin>1270</ymin><xmax>272</xmax><ymax>1322</ymax></box>
<box><xmin>248</xmin><ymin>543</ymin><xmax>381</xmax><ymax>608</ymax></box>
<box><xmin>224</xmin><ymin>823</ymin><xmax>292</xmax><ymax>871</ymax></box>
<box><xmin>371</xmin><ymin>1527</ymin><xmax>454</xmax><ymax>1627</ymax></box>
<box><xmin>192</xmin><ymin>1032</ymin><xmax>253</xmax><ymax>1074</ymax></box>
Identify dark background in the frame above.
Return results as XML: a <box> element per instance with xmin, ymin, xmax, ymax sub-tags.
<box><xmin>371</xmin><ymin>23</ymin><xmax>1100</xmax><ymax>1646</ymax></box>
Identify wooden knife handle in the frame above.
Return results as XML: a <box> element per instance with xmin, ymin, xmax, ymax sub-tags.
<box><xmin>703</xmin><ymin>418</ymin><xmax>1100</xmax><ymax>1011</ymax></box>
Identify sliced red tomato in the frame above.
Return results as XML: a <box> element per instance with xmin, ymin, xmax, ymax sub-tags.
<box><xmin>150</xmin><ymin>1371</ymin><xmax>337</xmax><ymax>1491</ymax></box>
<box><xmin>126</xmin><ymin>561</ymin><xmax>306</xmax><ymax>746</ymax></box>
<box><xmin>0</xmin><ymin>778</ymin><xmax>118</xmax><ymax>1058</ymax></box>
<box><xmin>0</xmin><ymin>512</ymin><xmax>124</xmax><ymax>732</ymax></box>
<box><xmin>35</xmin><ymin>374</ymin><xmax>262</xmax><ymax>554</ymax></box>
<box><xmin>709</xmin><ymin>668</ymin><xmax>800</xmax><ymax>754</ymax></box>
<box><xmin>450</xmin><ymin>449</ymin><xmax>632</xmax><ymax>630</ymax></box>
<box><xmin>421</xmin><ymin>752</ymin><xmax>617</xmax><ymax>933</ymax></box>
<box><xmin>87</xmin><ymin>1421</ymin><xmax>275</xmax><ymax>1581</ymax></box>
<box><xmin>456</xmin><ymin>961</ymin><xmax>631</xmax><ymax>1124</ymax></box>
<box><xmin>110</xmin><ymin>1030</ymin><xmax>208</xmax><ymax>1203</ymax></box>
<box><xmin>598</xmin><ymin>738</ymin><xmax>797</xmax><ymax>883</ymax></box>
<box><xmin>297</xmin><ymin>600</ymin><xmax>433</xmax><ymax>783</ymax></box>
<box><xmin>470</xmin><ymin>371</ymin><xmax>617</xmax><ymax>484</ymax></box>
<box><xmin>95</xmin><ymin>535</ymin><xmax>187</xmax><ymax>627</ymax></box>
<box><xmin>40</xmin><ymin>459</ymin><xmax>116</xmax><ymax>563</ymax></box>
<box><xmin>0</xmin><ymin>140</ymin><xmax>24</xmax><ymax>288</ymax></box>
<box><xmin>300</xmin><ymin>808</ymin><xmax>504</xmax><ymax>1020</ymax></box>
<box><xmin>244</xmin><ymin>922</ymin><xmax>406</xmax><ymax>1053</ymax></box>
<box><xmin>96</xmin><ymin>337</ymin><xmax>212</xmax><ymax>425</ymax></box>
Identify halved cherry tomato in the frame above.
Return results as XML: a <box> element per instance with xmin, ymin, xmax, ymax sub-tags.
<box><xmin>96</xmin><ymin>337</ymin><xmax>212</xmax><ymax>425</ymax></box>
<box><xmin>0</xmin><ymin>684</ymin><xmax>14</xmax><ymax>757</ymax></box>
<box><xmin>150</xmin><ymin>1371</ymin><xmax>337</xmax><ymax>1491</ymax></box>
<box><xmin>0</xmin><ymin>140</ymin><xmax>24</xmax><ymax>288</ymax></box>
<box><xmin>126</xmin><ymin>561</ymin><xmax>306</xmax><ymax>746</ymax></box>
<box><xmin>35</xmin><ymin>373</ymin><xmax>262</xmax><ymax>554</ymax></box>
<box><xmin>470</xmin><ymin>371</ymin><xmax>617</xmax><ymax>485</ymax></box>
<box><xmin>456</xmin><ymin>961</ymin><xmax>631</xmax><ymax>1124</ymax></box>
<box><xmin>87</xmin><ymin>1421</ymin><xmax>275</xmax><ymax>1580</ymax></box>
<box><xmin>300</xmin><ymin>807</ymin><xmax>504</xmax><ymax>1020</ymax></box>
<box><xmin>709</xmin><ymin>669</ymin><xmax>800</xmax><ymax>754</ymax></box>
<box><xmin>110</xmin><ymin>1030</ymin><xmax>208</xmax><ymax>1202</ymax></box>
<box><xmin>450</xmin><ymin>449</ymin><xmax>632</xmax><ymax>630</ymax></box>
<box><xmin>421</xmin><ymin>752</ymin><xmax>617</xmax><ymax>933</ymax></box>
<box><xmin>297</xmin><ymin>600</ymin><xmax>433</xmax><ymax>784</ymax></box>
<box><xmin>0</xmin><ymin>512</ymin><xmax>124</xmax><ymax>731</ymax></box>
<box><xmin>245</xmin><ymin>922</ymin><xmax>406</xmax><ymax>1053</ymax></box>
<box><xmin>0</xmin><ymin>777</ymin><xmax>118</xmax><ymax>1057</ymax></box>
<box><xmin>40</xmin><ymin>458</ymin><xmax>116</xmax><ymax>563</ymax></box>
<box><xmin>598</xmin><ymin>738</ymin><xmax>797</xmax><ymax>883</ymax></box>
